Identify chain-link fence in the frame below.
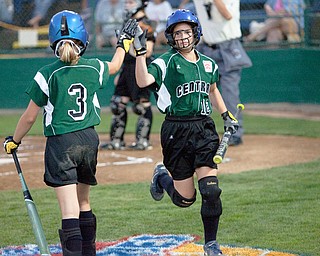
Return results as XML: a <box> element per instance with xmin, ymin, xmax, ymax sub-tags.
<box><xmin>0</xmin><ymin>0</ymin><xmax>318</xmax><ymax>55</ymax></box>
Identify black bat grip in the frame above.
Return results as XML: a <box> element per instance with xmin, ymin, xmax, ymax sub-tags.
<box><xmin>12</xmin><ymin>150</ymin><xmax>22</xmax><ymax>174</ymax></box>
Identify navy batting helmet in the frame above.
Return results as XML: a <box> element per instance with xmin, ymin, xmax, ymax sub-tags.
<box><xmin>165</xmin><ymin>9</ymin><xmax>202</xmax><ymax>48</ymax></box>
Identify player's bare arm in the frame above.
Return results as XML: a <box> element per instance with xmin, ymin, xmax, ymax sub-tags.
<box><xmin>13</xmin><ymin>100</ymin><xmax>40</xmax><ymax>143</ymax></box>
<box><xmin>107</xmin><ymin>47</ymin><xmax>126</xmax><ymax>75</ymax></box>
<box><xmin>209</xmin><ymin>83</ymin><xmax>227</xmax><ymax>114</ymax></box>
<box><xmin>135</xmin><ymin>55</ymin><xmax>156</xmax><ymax>87</ymax></box>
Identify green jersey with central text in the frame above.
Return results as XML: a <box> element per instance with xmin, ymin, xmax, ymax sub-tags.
<box><xmin>26</xmin><ymin>58</ymin><xmax>109</xmax><ymax>136</ymax></box>
<box><xmin>148</xmin><ymin>48</ymin><xmax>219</xmax><ymax>116</ymax></box>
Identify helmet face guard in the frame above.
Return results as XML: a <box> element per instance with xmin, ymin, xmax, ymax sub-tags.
<box><xmin>165</xmin><ymin>9</ymin><xmax>202</xmax><ymax>50</ymax></box>
<box><xmin>49</xmin><ymin>10</ymin><xmax>88</xmax><ymax>55</ymax></box>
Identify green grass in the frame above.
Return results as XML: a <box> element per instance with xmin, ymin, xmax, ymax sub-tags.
<box><xmin>1</xmin><ymin>162</ymin><xmax>319</xmax><ymax>255</ymax></box>
<box><xmin>1</xmin><ymin>110</ymin><xmax>320</xmax><ymax>137</ymax></box>
<box><xmin>1</xmin><ymin>110</ymin><xmax>320</xmax><ymax>255</ymax></box>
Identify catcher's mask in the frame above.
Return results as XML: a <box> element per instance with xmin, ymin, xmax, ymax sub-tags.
<box><xmin>124</xmin><ymin>0</ymin><xmax>149</xmax><ymax>20</ymax></box>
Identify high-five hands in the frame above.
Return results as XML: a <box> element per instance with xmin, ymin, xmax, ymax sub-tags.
<box><xmin>116</xmin><ymin>19</ymin><xmax>139</xmax><ymax>53</ymax></box>
<box><xmin>134</xmin><ymin>25</ymin><xmax>147</xmax><ymax>57</ymax></box>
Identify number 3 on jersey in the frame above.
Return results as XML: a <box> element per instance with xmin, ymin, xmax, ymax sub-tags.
<box><xmin>68</xmin><ymin>83</ymin><xmax>87</xmax><ymax>121</ymax></box>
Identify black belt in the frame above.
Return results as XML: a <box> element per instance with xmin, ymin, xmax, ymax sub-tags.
<box><xmin>204</xmin><ymin>42</ymin><xmax>218</xmax><ymax>50</ymax></box>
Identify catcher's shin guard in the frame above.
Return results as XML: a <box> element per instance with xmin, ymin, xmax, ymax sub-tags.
<box><xmin>135</xmin><ymin>106</ymin><xmax>152</xmax><ymax>142</ymax></box>
<box><xmin>110</xmin><ymin>108</ymin><xmax>127</xmax><ymax>142</ymax></box>
<box><xmin>80</xmin><ymin>214</ymin><xmax>97</xmax><ymax>256</ymax></box>
<box><xmin>59</xmin><ymin>228</ymin><xmax>82</xmax><ymax>256</ymax></box>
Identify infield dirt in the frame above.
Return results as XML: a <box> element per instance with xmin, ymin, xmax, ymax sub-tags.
<box><xmin>1</xmin><ymin>133</ymin><xmax>320</xmax><ymax>191</ymax></box>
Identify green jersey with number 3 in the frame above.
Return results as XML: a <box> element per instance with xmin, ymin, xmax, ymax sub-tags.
<box><xmin>26</xmin><ymin>58</ymin><xmax>109</xmax><ymax>136</ymax></box>
<box><xmin>148</xmin><ymin>48</ymin><xmax>219</xmax><ymax>116</ymax></box>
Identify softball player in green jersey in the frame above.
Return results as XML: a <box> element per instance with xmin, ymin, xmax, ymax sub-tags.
<box><xmin>134</xmin><ymin>9</ymin><xmax>238</xmax><ymax>256</ymax></box>
<box><xmin>3</xmin><ymin>10</ymin><xmax>138</xmax><ymax>256</ymax></box>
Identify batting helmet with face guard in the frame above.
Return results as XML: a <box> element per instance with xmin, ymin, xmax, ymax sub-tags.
<box><xmin>165</xmin><ymin>9</ymin><xmax>202</xmax><ymax>49</ymax></box>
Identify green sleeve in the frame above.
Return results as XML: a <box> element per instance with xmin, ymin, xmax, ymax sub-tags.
<box><xmin>25</xmin><ymin>80</ymin><xmax>48</xmax><ymax>107</ymax></box>
<box><xmin>147</xmin><ymin>63</ymin><xmax>163</xmax><ymax>91</ymax></box>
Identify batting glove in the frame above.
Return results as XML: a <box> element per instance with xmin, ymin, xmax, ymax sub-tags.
<box><xmin>3</xmin><ymin>136</ymin><xmax>20</xmax><ymax>154</ymax></box>
<box><xmin>116</xmin><ymin>19</ymin><xmax>138</xmax><ymax>53</ymax></box>
<box><xmin>221</xmin><ymin>111</ymin><xmax>239</xmax><ymax>134</ymax></box>
<box><xmin>134</xmin><ymin>25</ymin><xmax>147</xmax><ymax>57</ymax></box>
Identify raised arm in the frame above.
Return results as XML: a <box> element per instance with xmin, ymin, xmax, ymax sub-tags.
<box><xmin>134</xmin><ymin>26</ymin><xmax>156</xmax><ymax>88</ymax></box>
<box><xmin>107</xmin><ymin>19</ymin><xmax>138</xmax><ymax>75</ymax></box>
<box><xmin>135</xmin><ymin>55</ymin><xmax>156</xmax><ymax>88</ymax></box>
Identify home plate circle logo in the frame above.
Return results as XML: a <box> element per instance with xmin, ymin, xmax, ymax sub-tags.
<box><xmin>0</xmin><ymin>234</ymin><xmax>299</xmax><ymax>255</ymax></box>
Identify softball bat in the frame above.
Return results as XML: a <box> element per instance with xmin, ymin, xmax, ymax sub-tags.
<box><xmin>12</xmin><ymin>151</ymin><xmax>51</xmax><ymax>255</ymax></box>
<box><xmin>213</xmin><ymin>104</ymin><xmax>245</xmax><ymax>164</ymax></box>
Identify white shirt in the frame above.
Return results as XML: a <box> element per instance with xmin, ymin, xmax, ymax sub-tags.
<box><xmin>95</xmin><ymin>0</ymin><xmax>124</xmax><ymax>37</ymax></box>
<box><xmin>145</xmin><ymin>1</ymin><xmax>173</xmax><ymax>33</ymax></box>
<box><xmin>194</xmin><ymin>0</ymin><xmax>242</xmax><ymax>44</ymax></box>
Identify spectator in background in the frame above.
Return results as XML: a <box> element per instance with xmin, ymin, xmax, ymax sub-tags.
<box><xmin>308</xmin><ymin>0</ymin><xmax>320</xmax><ymax>44</ymax></box>
<box><xmin>145</xmin><ymin>0</ymin><xmax>173</xmax><ymax>46</ymax></box>
<box><xmin>166</xmin><ymin>0</ymin><xmax>195</xmax><ymax>12</ymax></box>
<box><xmin>167</xmin><ymin>0</ymin><xmax>181</xmax><ymax>9</ymax></box>
<box><xmin>194</xmin><ymin>0</ymin><xmax>252</xmax><ymax>146</ymax></box>
<box><xmin>95</xmin><ymin>0</ymin><xmax>124</xmax><ymax>48</ymax></box>
<box><xmin>0</xmin><ymin>0</ymin><xmax>14</xmax><ymax>23</ymax></box>
<box><xmin>245</xmin><ymin>0</ymin><xmax>305</xmax><ymax>43</ymax></box>
<box><xmin>27</xmin><ymin>0</ymin><xmax>57</xmax><ymax>27</ymax></box>
<box><xmin>178</xmin><ymin>0</ymin><xmax>196</xmax><ymax>13</ymax></box>
<box><xmin>13</xmin><ymin>0</ymin><xmax>34</xmax><ymax>26</ymax></box>
<box><xmin>80</xmin><ymin>0</ymin><xmax>99</xmax><ymax>37</ymax></box>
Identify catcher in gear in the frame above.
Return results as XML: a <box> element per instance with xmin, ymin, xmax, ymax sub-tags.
<box><xmin>100</xmin><ymin>0</ymin><xmax>156</xmax><ymax>151</ymax></box>
<box><xmin>134</xmin><ymin>9</ymin><xmax>238</xmax><ymax>256</ymax></box>
<box><xmin>3</xmin><ymin>10</ymin><xmax>138</xmax><ymax>256</ymax></box>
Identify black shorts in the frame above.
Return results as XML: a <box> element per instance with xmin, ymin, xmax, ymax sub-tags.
<box><xmin>44</xmin><ymin>127</ymin><xmax>99</xmax><ymax>187</ymax></box>
<box><xmin>161</xmin><ymin>116</ymin><xmax>220</xmax><ymax>181</ymax></box>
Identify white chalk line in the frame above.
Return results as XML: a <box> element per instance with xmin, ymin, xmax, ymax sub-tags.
<box><xmin>0</xmin><ymin>152</ymin><xmax>43</xmax><ymax>177</ymax></box>
<box><xmin>98</xmin><ymin>152</ymin><xmax>153</xmax><ymax>166</ymax></box>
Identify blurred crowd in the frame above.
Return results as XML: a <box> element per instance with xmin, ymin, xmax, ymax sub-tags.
<box><xmin>0</xmin><ymin>0</ymin><xmax>195</xmax><ymax>47</ymax></box>
<box><xmin>0</xmin><ymin>0</ymin><xmax>319</xmax><ymax>48</ymax></box>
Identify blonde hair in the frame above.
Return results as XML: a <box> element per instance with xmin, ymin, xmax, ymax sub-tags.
<box><xmin>58</xmin><ymin>42</ymin><xmax>80</xmax><ymax>64</ymax></box>
<box><xmin>55</xmin><ymin>40</ymin><xmax>82</xmax><ymax>64</ymax></box>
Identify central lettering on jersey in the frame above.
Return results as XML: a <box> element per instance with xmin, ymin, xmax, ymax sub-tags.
<box><xmin>176</xmin><ymin>80</ymin><xmax>210</xmax><ymax>98</ymax></box>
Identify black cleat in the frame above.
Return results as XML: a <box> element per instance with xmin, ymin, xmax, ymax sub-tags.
<box><xmin>150</xmin><ymin>163</ymin><xmax>168</xmax><ymax>201</ymax></box>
